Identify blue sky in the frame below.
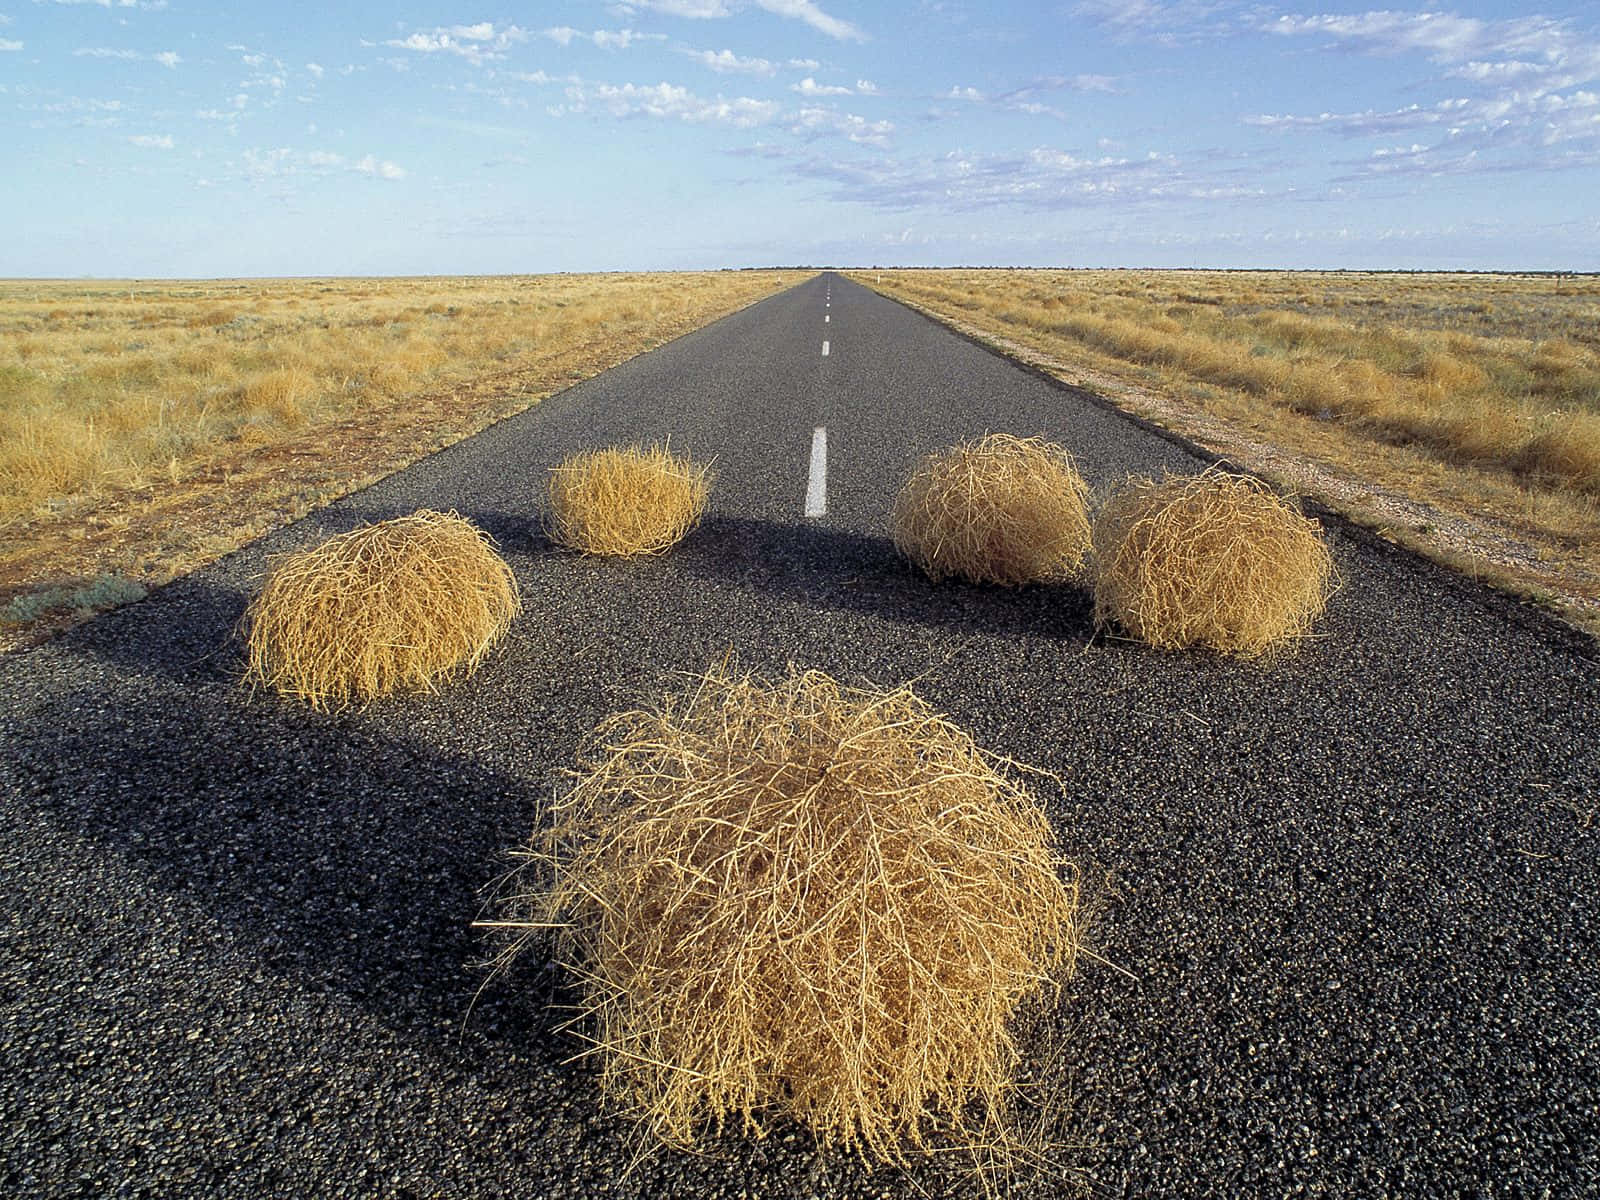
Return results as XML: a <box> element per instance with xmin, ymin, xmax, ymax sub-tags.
<box><xmin>3</xmin><ymin>0</ymin><xmax>1598</xmax><ymax>275</ymax></box>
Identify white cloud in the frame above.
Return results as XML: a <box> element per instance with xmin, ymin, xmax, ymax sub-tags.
<box><xmin>628</xmin><ymin>0</ymin><xmax>864</xmax><ymax>41</ymax></box>
<box><xmin>1071</xmin><ymin>0</ymin><xmax>1228</xmax><ymax>45</ymax></box>
<box><xmin>354</xmin><ymin>153</ymin><xmax>406</xmax><ymax>180</ymax></box>
<box><xmin>37</xmin><ymin>97</ymin><xmax>124</xmax><ymax>113</ymax></box>
<box><xmin>793</xmin><ymin>76</ymin><xmax>852</xmax><ymax>96</ymax></box>
<box><xmin>1249</xmin><ymin>8</ymin><xmax>1600</xmax><ymax>180</ymax></box>
<box><xmin>1246</xmin><ymin>97</ymin><xmax>1474</xmax><ymax>136</ymax></box>
<box><xmin>855</xmin><ymin>79</ymin><xmax>878</xmax><ymax>94</ymax></box>
<box><xmin>306</xmin><ymin>62</ymin><xmax>324</xmax><ymax>78</ymax></box>
<box><xmin>543</xmin><ymin>26</ymin><xmax>662</xmax><ymax>50</ymax></box>
<box><xmin>628</xmin><ymin>0</ymin><xmax>733</xmax><ymax>16</ymax></box>
<box><xmin>0</xmin><ymin>38</ymin><xmax>20</xmax><ymax>51</ymax></box>
<box><xmin>789</xmin><ymin>105</ymin><xmax>893</xmax><ymax>146</ymax></box>
<box><xmin>1261</xmin><ymin>11</ymin><xmax>1571</xmax><ymax>64</ymax></box>
<box><xmin>762</xmin><ymin>138</ymin><xmax>1265</xmax><ymax>214</ymax></box>
<box><xmin>755</xmin><ymin>0</ymin><xmax>862</xmax><ymax>40</ymax></box>
<box><xmin>683</xmin><ymin>47</ymin><xmax>777</xmax><ymax>75</ymax></box>
<box><xmin>787</xmin><ymin>57</ymin><xmax>820</xmax><ymax>69</ymax></box>
<box><xmin>129</xmin><ymin>133</ymin><xmax>173</xmax><ymax>148</ymax></box>
<box><xmin>947</xmin><ymin>85</ymin><xmax>984</xmax><ymax>101</ymax></box>
<box><xmin>240</xmin><ymin>146</ymin><xmax>407</xmax><ymax>182</ymax></box>
<box><xmin>563</xmin><ymin>80</ymin><xmax>781</xmax><ymax>127</ymax></box>
<box><xmin>385</xmin><ymin>23</ymin><xmax>529</xmax><ymax>65</ymax></box>
<box><xmin>72</xmin><ymin>45</ymin><xmax>180</xmax><ymax>66</ymax></box>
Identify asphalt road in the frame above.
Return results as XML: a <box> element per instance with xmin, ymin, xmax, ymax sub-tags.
<box><xmin>3</xmin><ymin>272</ymin><xmax>1597</xmax><ymax>1199</ymax></box>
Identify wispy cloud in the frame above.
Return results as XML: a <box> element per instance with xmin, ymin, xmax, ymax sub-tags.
<box><xmin>73</xmin><ymin>46</ymin><xmax>180</xmax><ymax>66</ymax></box>
<box><xmin>1250</xmin><ymin>7</ymin><xmax>1600</xmax><ymax>177</ymax></box>
<box><xmin>625</xmin><ymin>0</ymin><xmax>865</xmax><ymax>41</ymax></box>
<box><xmin>241</xmin><ymin>146</ymin><xmax>406</xmax><ymax>182</ymax></box>
<box><xmin>384</xmin><ymin>23</ymin><xmax>529</xmax><ymax>65</ymax></box>
<box><xmin>788</xmin><ymin>105</ymin><xmax>893</xmax><ymax>145</ymax></box>
<box><xmin>1261</xmin><ymin>10</ymin><xmax>1578</xmax><ymax>63</ymax></box>
<box><xmin>560</xmin><ymin>80</ymin><xmax>782</xmax><ymax>127</ymax></box>
<box><xmin>792</xmin><ymin>76</ymin><xmax>852</xmax><ymax>96</ymax></box>
<box><xmin>681</xmin><ymin>47</ymin><xmax>777</xmax><ymax>75</ymax></box>
<box><xmin>1071</xmin><ymin>0</ymin><xmax>1230</xmax><ymax>45</ymax></box>
<box><xmin>45</xmin><ymin>0</ymin><xmax>168</xmax><ymax>8</ymax></box>
<box><xmin>129</xmin><ymin>133</ymin><xmax>173</xmax><ymax>148</ymax></box>
<box><xmin>542</xmin><ymin>27</ymin><xmax>663</xmax><ymax>50</ymax></box>
<box><xmin>0</xmin><ymin>38</ymin><xmax>21</xmax><ymax>51</ymax></box>
<box><xmin>758</xmin><ymin>140</ymin><xmax>1263</xmax><ymax>213</ymax></box>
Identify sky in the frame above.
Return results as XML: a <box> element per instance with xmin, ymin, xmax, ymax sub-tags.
<box><xmin>3</xmin><ymin>0</ymin><xmax>1598</xmax><ymax>276</ymax></box>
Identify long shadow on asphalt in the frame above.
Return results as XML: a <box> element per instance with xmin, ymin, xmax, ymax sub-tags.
<box><xmin>673</xmin><ymin>515</ymin><xmax>1097</xmax><ymax>644</ymax></box>
<box><xmin>7</xmin><ymin>679</ymin><xmax>568</xmax><ymax>1062</ymax></box>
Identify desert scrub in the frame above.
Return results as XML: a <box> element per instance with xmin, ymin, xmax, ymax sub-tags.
<box><xmin>892</xmin><ymin>433</ymin><xmax>1091</xmax><ymax>586</ymax></box>
<box><xmin>545</xmin><ymin>443</ymin><xmax>711</xmax><ymax>556</ymax></box>
<box><xmin>1092</xmin><ymin>468</ymin><xmax>1336</xmax><ymax>656</ymax></box>
<box><xmin>485</xmin><ymin>663</ymin><xmax>1080</xmax><ymax>1168</ymax></box>
<box><xmin>242</xmin><ymin>509</ymin><xmax>520</xmax><ymax>709</ymax></box>
<box><xmin>0</xmin><ymin>272</ymin><xmax>803</xmax><ymax>521</ymax></box>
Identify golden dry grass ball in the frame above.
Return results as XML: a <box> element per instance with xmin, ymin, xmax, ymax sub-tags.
<box><xmin>891</xmin><ymin>433</ymin><xmax>1091</xmax><ymax>586</ymax></box>
<box><xmin>546</xmin><ymin>444</ymin><xmax>710</xmax><ymax>556</ymax></box>
<box><xmin>1091</xmin><ymin>468</ymin><xmax>1336</xmax><ymax>656</ymax></box>
<box><xmin>242</xmin><ymin>509</ymin><xmax>520</xmax><ymax>710</ymax></box>
<box><xmin>491</xmin><ymin>665</ymin><xmax>1079</xmax><ymax>1166</ymax></box>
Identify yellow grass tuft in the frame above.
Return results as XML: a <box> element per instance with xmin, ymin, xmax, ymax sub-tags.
<box><xmin>891</xmin><ymin>433</ymin><xmax>1091</xmax><ymax>586</ymax></box>
<box><xmin>486</xmin><ymin>663</ymin><xmax>1080</xmax><ymax>1168</ymax></box>
<box><xmin>1091</xmin><ymin>468</ymin><xmax>1336</xmax><ymax>656</ymax></box>
<box><xmin>242</xmin><ymin>509</ymin><xmax>520</xmax><ymax>710</ymax></box>
<box><xmin>545</xmin><ymin>444</ymin><xmax>711</xmax><ymax>556</ymax></box>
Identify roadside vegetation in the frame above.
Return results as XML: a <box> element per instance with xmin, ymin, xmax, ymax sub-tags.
<box><xmin>0</xmin><ymin>271</ymin><xmax>804</xmax><ymax>644</ymax></box>
<box><xmin>854</xmin><ymin>269</ymin><xmax>1600</xmax><ymax>631</ymax></box>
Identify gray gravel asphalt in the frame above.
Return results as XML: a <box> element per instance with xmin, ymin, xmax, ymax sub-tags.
<box><xmin>2</xmin><ymin>272</ymin><xmax>1597</xmax><ymax>1198</ymax></box>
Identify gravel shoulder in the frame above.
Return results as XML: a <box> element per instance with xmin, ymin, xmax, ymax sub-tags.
<box><xmin>2</xmin><ymin>274</ymin><xmax>1597</xmax><ymax>1198</ymax></box>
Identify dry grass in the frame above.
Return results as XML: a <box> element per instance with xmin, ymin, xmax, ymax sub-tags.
<box><xmin>1</xmin><ymin>271</ymin><xmax>804</xmax><ymax>646</ymax></box>
<box><xmin>546</xmin><ymin>444</ymin><xmax>711</xmax><ymax>556</ymax></box>
<box><xmin>854</xmin><ymin>269</ymin><xmax>1600</xmax><ymax>630</ymax></box>
<box><xmin>1091</xmin><ymin>468</ymin><xmax>1336</xmax><ymax>656</ymax></box>
<box><xmin>484</xmin><ymin>663</ymin><xmax>1079</xmax><ymax>1169</ymax></box>
<box><xmin>892</xmin><ymin>433</ymin><xmax>1091</xmax><ymax>586</ymax></box>
<box><xmin>242</xmin><ymin>509</ymin><xmax>520</xmax><ymax>710</ymax></box>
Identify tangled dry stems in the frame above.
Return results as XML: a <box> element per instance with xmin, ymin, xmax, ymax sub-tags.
<box><xmin>546</xmin><ymin>444</ymin><xmax>710</xmax><ymax>556</ymax></box>
<box><xmin>242</xmin><ymin>509</ymin><xmax>520</xmax><ymax>709</ymax></box>
<box><xmin>1091</xmin><ymin>468</ymin><xmax>1336</xmax><ymax>656</ymax></box>
<box><xmin>892</xmin><ymin>433</ymin><xmax>1091</xmax><ymax>586</ymax></box>
<box><xmin>487</xmin><ymin>664</ymin><xmax>1080</xmax><ymax>1168</ymax></box>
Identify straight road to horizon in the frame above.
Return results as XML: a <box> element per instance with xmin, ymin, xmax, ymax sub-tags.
<box><xmin>3</xmin><ymin>273</ymin><xmax>1597</xmax><ymax>1198</ymax></box>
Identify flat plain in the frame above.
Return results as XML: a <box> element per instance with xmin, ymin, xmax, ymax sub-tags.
<box><xmin>0</xmin><ymin>270</ymin><xmax>806</xmax><ymax>645</ymax></box>
<box><xmin>856</xmin><ymin>268</ymin><xmax>1600</xmax><ymax>632</ymax></box>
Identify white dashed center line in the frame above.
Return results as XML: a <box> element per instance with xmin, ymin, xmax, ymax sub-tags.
<box><xmin>804</xmin><ymin>427</ymin><xmax>827</xmax><ymax>518</ymax></box>
<box><xmin>825</xmin><ymin>314</ymin><xmax>830</xmax><ymax>323</ymax></box>
<box><xmin>822</xmin><ymin>340</ymin><xmax>830</xmax><ymax>356</ymax></box>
